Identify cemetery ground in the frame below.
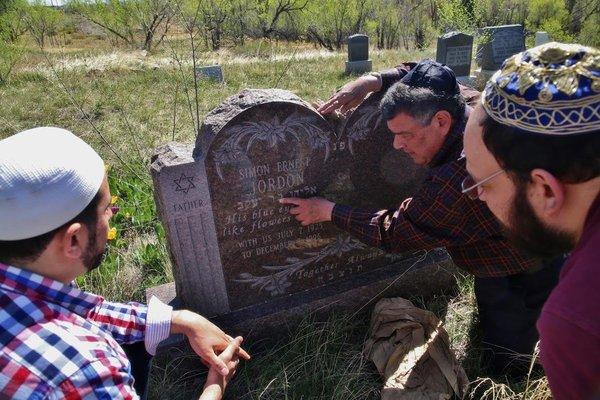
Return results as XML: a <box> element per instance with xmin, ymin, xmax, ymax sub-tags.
<box><xmin>1</xmin><ymin>36</ymin><xmax>550</xmax><ymax>399</ymax></box>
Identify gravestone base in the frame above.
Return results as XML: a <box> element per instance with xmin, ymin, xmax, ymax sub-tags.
<box><xmin>345</xmin><ymin>60</ymin><xmax>372</xmax><ymax>74</ymax></box>
<box><xmin>474</xmin><ymin>68</ymin><xmax>496</xmax><ymax>90</ymax></box>
<box><xmin>147</xmin><ymin>250</ymin><xmax>462</xmax><ymax>342</ymax></box>
<box><xmin>456</xmin><ymin>75</ymin><xmax>477</xmax><ymax>87</ymax></box>
<box><xmin>147</xmin><ymin>256</ymin><xmax>462</xmax><ymax>398</ymax></box>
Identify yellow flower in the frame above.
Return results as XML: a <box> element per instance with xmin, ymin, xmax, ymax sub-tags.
<box><xmin>111</xmin><ymin>195</ymin><xmax>119</xmax><ymax>205</ymax></box>
<box><xmin>107</xmin><ymin>227</ymin><xmax>117</xmax><ymax>240</ymax></box>
<box><xmin>125</xmin><ymin>212</ymin><xmax>131</xmax><ymax>219</ymax></box>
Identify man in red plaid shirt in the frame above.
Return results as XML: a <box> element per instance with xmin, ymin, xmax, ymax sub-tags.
<box><xmin>281</xmin><ymin>60</ymin><xmax>563</xmax><ymax>376</ymax></box>
<box><xmin>0</xmin><ymin>127</ymin><xmax>249</xmax><ymax>399</ymax></box>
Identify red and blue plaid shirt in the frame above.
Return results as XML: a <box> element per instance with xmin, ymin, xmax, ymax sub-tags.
<box><xmin>0</xmin><ymin>262</ymin><xmax>171</xmax><ymax>399</ymax></box>
<box><xmin>332</xmin><ymin>123</ymin><xmax>540</xmax><ymax>278</ymax></box>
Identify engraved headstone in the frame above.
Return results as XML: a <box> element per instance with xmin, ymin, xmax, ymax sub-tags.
<box><xmin>150</xmin><ymin>89</ymin><xmax>457</xmax><ymax>333</ymax></box>
<box><xmin>534</xmin><ymin>31</ymin><xmax>551</xmax><ymax>47</ymax></box>
<box><xmin>476</xmin><ymin>24</ymin><xmax>525</xmax><ymax>71</ymax></box>
<box><xmin>474</xmin><ymin>24</ymin><xmax>525</xmax><ymax>89</ymax></box>
<box><xmin>346</xmin><ymin>34</ymin><xmax>372</xmax><ymax>74</ymax></box>
<box><xmin>196</xmin><ymin>65</ymin><xmax>224</xmax><ymax>83</ymax></box>
<box><xmin>436</xmin><ymin>31</ymin><xmax>474</xmax><ymax>77</ymax></box>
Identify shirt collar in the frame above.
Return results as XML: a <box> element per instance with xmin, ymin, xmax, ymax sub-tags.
<box><xmin>0</xmin><ymin>262</ymin><xmax>102</xmax><ymax>316</ymax></box>
<box><xmin>428</xmin><ymin>117</ymin><xmax>465</xmax><ymax>168</ymax></box>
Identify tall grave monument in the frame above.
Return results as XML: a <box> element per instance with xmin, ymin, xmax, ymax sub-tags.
<box><xmin>435</xmin><ymin>31</ymin><xmax>474</xmax><ymax>85</ymax></box>
<box><xmin>475</xmin><ymin>24</ymin><xmax>525</xmax><ymax>88</ymax></box>
<box><xmin>345</xmin><ymin>34</ymin><xmax>372</xmax><ymax>74</ymax></box>
<box><xmin>149</xmin><ymin>89</ymin><xmax>457</xmax><ymax>334</ymax></box>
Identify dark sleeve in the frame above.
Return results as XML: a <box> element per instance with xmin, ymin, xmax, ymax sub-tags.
<box><xmin>331</xmin><ymin>163</ymin><xmax>490</xmax><ymax>253</ymax></box>
<box><xmin>379</xmin><ymin>62</ymin><xmax>416</xmax><ymax>92</ymax></box>
<box><xmin>538</xmin><ymin>310</ymin><xmax>600</xmax><ymax>400</ymax></box>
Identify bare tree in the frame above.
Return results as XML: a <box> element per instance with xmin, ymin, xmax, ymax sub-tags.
<box><xmin>24</xmin><ymin>1</ymin><xmax>63</xmax><ymax>48</ymax></box>
<box><xmin>69</xmin><ymin>0</ymin><xmax>177</xmax><ymax>51</ymax></box>
<box><xmin>258</xmin><ymin>0</ymin><xmax>308</xmax><ymax>39</ymax></box>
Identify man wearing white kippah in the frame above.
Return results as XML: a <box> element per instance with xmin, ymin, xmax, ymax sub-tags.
<box><xmin>0</xmin><ymin>127</ymin><xmax>250</xmax><ymax>399</ymax></box>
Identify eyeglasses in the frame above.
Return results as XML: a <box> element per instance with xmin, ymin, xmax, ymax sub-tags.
<box><xmin>458</xmin><ymin>151</ymin><xmax>504</xmax><ymax>200</ymax></box>
<box><xmin>461</xmin><ymin>169</ymin><xmax>505</xmax><ymax>199</ymax></box>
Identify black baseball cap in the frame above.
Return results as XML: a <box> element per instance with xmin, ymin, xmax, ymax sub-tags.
<box><xmin>399</xmin><ymin>60</ymin><xmax>460</xmax><ymax>95</ymax></box>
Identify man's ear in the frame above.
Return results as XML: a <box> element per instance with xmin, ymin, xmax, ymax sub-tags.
<box><xmin>433</xmin><ymin>110</ymin><xmax>453</xmax><ymax>136</ymax></box>
<box><xmin>529</xmin><ymin>169</ymin><xmax>565</xmax><ymax>216</ymax></box>
<box><xmin>58</xmin><ymin>222</ymin><xmax>86</xmax><ymax>260</ymax></box>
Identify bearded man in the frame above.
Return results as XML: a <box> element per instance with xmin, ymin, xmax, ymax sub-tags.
<box><xmin>463</xmin><ymin>42</ymin><xmax>600</xmax><ymax>399</ymax></box>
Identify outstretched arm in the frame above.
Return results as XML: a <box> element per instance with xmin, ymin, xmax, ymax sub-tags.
<box><xmin>171</xmin><ymin>310</ymin><xmax>250</xmax><ymax>376</ymax></box>
<box><xmin>317</xmin><ymin>63</ymin><xmax>416</xmax><ymax>115</ymax></box>
<box><xmin>317</xmin><ymin>74</ymin><xmax>382</xmax><ymax>115</ymax></box>
<box><xmin>88</xmin><ymin>297</ymin><xmax>249</xmax><ymax>378</ymax></box>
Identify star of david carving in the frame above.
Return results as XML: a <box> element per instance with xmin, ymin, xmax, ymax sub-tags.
<box><xmin>173</xmin><ymin>173</ymin><xmax>196</xmax><ymax>194</ymax></box>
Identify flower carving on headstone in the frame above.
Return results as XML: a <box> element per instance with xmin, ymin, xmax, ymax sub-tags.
<box><xmin>234</xmin><ymin>234</ymin><xmax>366</xmax><ymax>296</ymax></box>
<box><xmin>213</xmin><ymin>112</ymin><xmax>331</xmax><ymax>180</ymax></box>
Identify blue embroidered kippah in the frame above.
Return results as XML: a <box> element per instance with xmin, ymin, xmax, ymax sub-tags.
<box><xmin>482</xmin><ymin>42</ymin><xmax>599</xmax><ymax>135</ymax></box>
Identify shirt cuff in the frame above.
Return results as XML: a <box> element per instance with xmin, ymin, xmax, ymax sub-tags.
<box><xmin>144</xmin><ymin>296</ymin><xmax>173</xmax><ymax>355</ymax></box>
<box><xmin>331</xmin><ymin>203</ymin><xmax>354</xmax><ymax>230</ymax></box>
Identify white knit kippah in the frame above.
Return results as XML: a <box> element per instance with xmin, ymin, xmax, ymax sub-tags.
<box><xmin>0</xmin><ymin>127</ymin><xmax>105</xmax><ymax>240</ymax></box>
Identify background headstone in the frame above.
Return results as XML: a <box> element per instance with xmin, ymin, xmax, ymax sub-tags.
<box><xmin>346</xmin><ymin>34</ymin><xmax>372</xmax><ymax>74</ymax></box>
<box><xmin>348</xmin><ymin>34</ymin><xmax>369</xmax><ymax>61</ymax></box>
<box><xmin>475</xmin><ymin>24</ymin><xmax>525</xmax><ymax>89</ymax></box>
<box><xmin>150</xmin><ymin>89</ymin><xmax>458</xmax><ymax>335</ymax></box>
<box><xmin>196</xmin><ymin>65</ymin><xmax>224</xmax><ymax>83</ymax></box>
<box><xmin>476</xmin><ymin>24</ymin><xmax>525</xmax><ymax>71</ymax></box>
<box><xmin>534</xmin><ymin>31</ymin><xmax>551</xmax><ymax>47</ymax></box>
<box><xmin>435</xmin><ymin>31</ymin><xmax>473</xmax><ymax>77</ymax></box>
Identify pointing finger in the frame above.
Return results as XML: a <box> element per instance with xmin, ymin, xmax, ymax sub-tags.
<box><xmin>279</xmin><ymin>197</ymin><xmax>302</xmax><ymax>206</ymax></box>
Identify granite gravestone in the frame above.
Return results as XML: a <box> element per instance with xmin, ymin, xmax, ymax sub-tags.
<box><xmin>346</xmin><ymin>34</ymin><xmax>372</xmax><ymax>74</ymax></box>
<box><xmin>150</xmin><ymin>89</ymin><xmax>457</xmax><ymax>333</ymax></box>
<box><xmin>476</xmin><ymin>24</ymin><xmax>525</xmax><ymax>71</ymax></box>
<box><xmin>196</xmin><ymin>65</ymin><xmax>224</xmax><ymax>83</ymax></box>
<box><xmin>436</xmin><ymin>32</ymin><xmax>473</xmax><ymax>77</ymax></box>
<box><xmin>474</xmin><ymin>24</ymin><xmax>525</xmax><ymax>89</ymax></box>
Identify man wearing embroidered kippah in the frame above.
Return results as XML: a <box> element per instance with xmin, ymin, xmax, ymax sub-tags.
<box><xmin>0</xmin><ymin>127</ymin><xmax>250</xmax><ymax>399</ymax></box>
<box><xmin>463</xmin><ymin>42</ymin><xmax>600</xmax><ymax>399</ymax></box>
<box><xmin>281</xmin><ymin>59</ymin><xmax>564</xmax><ymax>377</ymax></box>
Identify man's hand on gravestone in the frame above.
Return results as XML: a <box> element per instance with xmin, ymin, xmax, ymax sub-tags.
<box><xmin>279</xmin><ymin>197</ymin><xmax>335</xmax><ymax>225</ymax></box>
<box><xmin>171</xmin><ymin>310</ymin><xmax>251</xmax><ymax>376</ymax></box>
<box><xmin>199</xmin><ymin>337</ymin><xmax>243</xmax><ymax>400</ymax></box>
<box><xmin>317</xmin><ymin>74</ymin><xmax>381</xmax><ymax>115</ymax></box>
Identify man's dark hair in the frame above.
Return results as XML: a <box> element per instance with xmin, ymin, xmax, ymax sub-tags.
<box><xmin>0</xmin><ymin>191</ymin><xmax>102</xmax><ymax>265</ymax></box>
<box><xmin>380</xmin><ymin>83</ymin><xmax>466</xmax><ymax>131</ymax></box>
<box><xmin>480</xmin><ymin>110</ymin><xmax>600</xmax><ymax>184</ymax></box>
